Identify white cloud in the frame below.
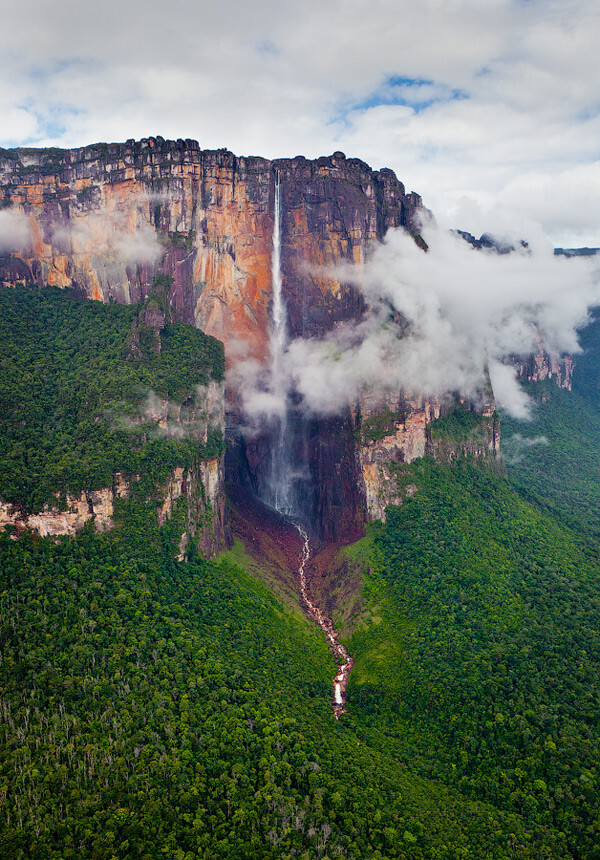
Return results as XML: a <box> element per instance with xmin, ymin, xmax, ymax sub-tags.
<box><xmin>52</xmin><ymin>203</ymin><xmax>162</xmax><ymax>267</ymax></box>
<box><xmin>236</xmin><ymin>222</ymin><xmax>600</xmax><ymax>421</ymax></box>
<box><xmin>0</xmin><ymin>210</ymin><xmax>32</xmax><ymax>252</ymax></box>
<box><xmin>1</xmin><ymin>0</ymin><xmax>599</xmax><ymax>243</ymax></box>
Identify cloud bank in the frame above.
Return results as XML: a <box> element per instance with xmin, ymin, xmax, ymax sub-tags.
<box><xmin>236</xmin><ymin>222</ymin><xmax>599</xmax><ymax>422</ymax></box>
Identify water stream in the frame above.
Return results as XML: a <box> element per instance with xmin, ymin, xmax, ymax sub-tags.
<box><xmin>295</xmin><ymin>525</ymin><xmax>354</xmax><ymax>717</ymax></box>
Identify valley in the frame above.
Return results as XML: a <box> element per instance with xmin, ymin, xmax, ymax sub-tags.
<box><xmin>1</xmin><ymin>139</ymin><xmax>600</xmax><ymax>858</ymax></box>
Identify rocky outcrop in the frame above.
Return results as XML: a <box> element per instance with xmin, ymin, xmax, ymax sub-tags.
<box><xmin>0</xmin><ymin>140</ymin><xmax>430</xmax><ymax>542</ymax></box>
<box><xmin>514</xmin><ymin>350</ymin><xmax>573</xmax><ymax>390</ymax></box>
<box><xmin>158</xmin><ymin>457</ymin><xmax>227</xmax><ymax>558</ymax></box>
<box><xmin>0</xmin><ymin>475</ymin><xmax>130</xmax><ymax>537</ymax></box>
<box><xmin>0</xmin><ymin>457</ymin><xmax>227</xmax><ymax>557</ymax></box>
<box><xmin>353</xmin><ymin>393</ymin><xmax>500</xmax><ymax>522</ymax></box>
<box><xmin>354</xmin><ymin>395</ymin><xmax>441</xmax><ymax>521</ymax></box>
<box><xmin>2</xmin><ymin>139</ymin><xmax>484</xmax><ymax>539</ymax></box>
<box><xmin>0</xmin><ymin>369</ymin><xmax>228</xmax><ymax>555</ymax></box>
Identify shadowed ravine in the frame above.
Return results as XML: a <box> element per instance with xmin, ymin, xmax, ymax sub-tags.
<box><xmin>226</xmin><ymin>484</ymin><xmax>355</xmax><ymax>715</ymax></box>
<box><xmin>295</xmin><ymin>524</ymin><xmax>354</xmax><ymax>718</ymax></box>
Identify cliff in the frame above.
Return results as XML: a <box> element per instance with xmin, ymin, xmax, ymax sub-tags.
<box><xmin>0</xmin><ymin>140</ymin><xmax>510</xmax><ymax>539</ymax></box>
<box><xmin>0</xmin><ymin>138</ymin><xmax>430</xmax><ymax>541</ymax></box>
<box><xmin>0</xmin><ymin>138</ymin><xmax>423</xmax><ymax>363</ymax></box>
<box><xmin>353</xmin><ymin>394</ymin><xmax>500</xmax><ymax>522</ymax></box>
<box><xmin>514</xmin><ymin>349</ymin><xmax>574</xmax><ymax>390</ymax></box>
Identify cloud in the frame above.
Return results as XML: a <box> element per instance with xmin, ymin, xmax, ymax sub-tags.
<box><xmin>1</xmin><ymin>0</ymin><xmax>600</xmax><ymax>244</ymax></box>
<box><xmin>115</xmin><ymin>222</ymin><xmax>163</xmax><ymax>266</ymax></box>
<box><xmin>236</xmin><ymin>221</ymin><xmax>600</xmax><ymax>421</ymax></box>
<box><xmin>52</xmin><ymin>205</ymin><xmax>162</xmax><ymax>267</ymax></box>
<box><xmin>502</xmin><ymin>432</ymin><xmax>549</xmax><ymax>464</ymax></box>
<box><xmin>0</xmin><ymin>209</ymin><xmax>32</xmax><ymax>252</ymax></box>
<box><xmin>110</xmin><ymin>385</ymin><xmax>222</xmax><ymax>440</ymax></box>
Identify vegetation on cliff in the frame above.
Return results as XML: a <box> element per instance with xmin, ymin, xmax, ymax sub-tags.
<box><xmin>0</xmin><ymin>285</ymin><xmax>224</xmax><ymax>512</ymax></box>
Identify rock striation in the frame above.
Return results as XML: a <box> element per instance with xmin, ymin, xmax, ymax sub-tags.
<box><xmin>514</xmin><ymin>349</ymin><xmax>574</xmax><ymax>391</ymax></box>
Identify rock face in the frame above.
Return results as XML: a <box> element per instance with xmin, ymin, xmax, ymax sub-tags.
<box><xmin>158</xmin><ymin>458</ymin><xmax>228</xmax><ymax>559</ymax></box>
<box><xmin>0</xmin><ymin>374</ymin><xmax>228</xmax><ymax>556</ymax></box>
<box><xmin>514</xmin><ymin>350</ymin><xmax>574</xmax><ymax>390</ymax></box>
<box><xmin>0</xmin><ymin>460</ymin><xmax>227</xmax><ymax>557</ymax></box>
<box><xmin>353</xmin><ymin>394</ymin><xmax>500</xmax><ymax>522</ymax></box>
<box><xmin>0</xmin><ymin>140</ymin><xmax>423</xmax><ymax>364</ymax></box>
<box><xmin>0</xmin><ymin>138</ymin><xmax>504</xmax><ymax>539</ymax></box>
<box><xmin>354</xmin><ymin>395</ymin><xmax>442</xmax><ymax>522</ymax></box>
<box><xmin>0</xmin><ymin>477</ymin><xmax>130</xmax><ymax>537</ymax></box>
<box><xmin>0</xmin><ymin>138</ymin><xmax>429</xmax><ymax>541</ymax></box>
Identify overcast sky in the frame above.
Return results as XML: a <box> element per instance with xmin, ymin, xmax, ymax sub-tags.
<box><xmin>1</xmin><ymin>0</ymin><xmax>599</xmax><ymax>245</ymax></box>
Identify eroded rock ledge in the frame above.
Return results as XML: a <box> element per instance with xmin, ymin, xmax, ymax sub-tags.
<box><xmin>0</xmin><ymin>457</ymin><xmax>227</xmax><ymax>558</ymax></box>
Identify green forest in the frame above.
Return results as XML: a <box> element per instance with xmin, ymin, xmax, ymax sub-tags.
<box><xmin>0</xmin><ymin>285</ymin><xmax>224</xmax><ymax>512</ymax></box>
<box><xmin>2</xmin><ymin>286</ymin><xmax>600</xmax><ymax>857</ymax></box>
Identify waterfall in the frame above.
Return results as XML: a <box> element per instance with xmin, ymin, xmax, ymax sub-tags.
<box><xmin>265</xmin><ymin>174</ymin><xmax>355</xmax><ymax>716</ymax></box>
<box><xmin>266</xmin><ymin>172</ymin><xmax>295</xmax><ymax>516</ymax></box>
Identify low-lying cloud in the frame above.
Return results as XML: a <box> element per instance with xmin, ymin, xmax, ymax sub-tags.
<box><xmin>502</xmin><ymin>433</ymin><xmax>549</xmax><ymax>465</ymax></box>
<box><xmin>109</xmin><ymin>384</ymin><xmax>223</xmax><ymax>441</ymax></box>
<box><xmin>53</xmin><ymin>209</ymin><xmax>162</xmax><ymax>266</ymax></box>
<box><xmin>236</xmin><ymin>221</ymin><xmax>599</xmax><ymax>423</ymax></box>
<box><xmin>0</xmin><ymin>209</ymin><xmax>31</xmax><ymax>252</ymax></box>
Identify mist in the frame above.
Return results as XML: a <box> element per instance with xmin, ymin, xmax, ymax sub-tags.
<box><xmin>237</xmin><ymin>221</ymin><xmax>599</xmax><ymax>422</ymax></box>
<box><xmin>0</xmin><ymin>209</ymin><xmax>31</xmax><ymax>252</ymax></box>
<box><xmin>53</xmin><ymin>209</ymin><xmax>162</xmax><ymax>266</ymax></box>
<box><xmin>109</xmin><ymin>384</ymin><xmax>223</xmax><ymax>441</ymax></box>
<box><xmin>502</xmin><ymin>433</ymin><xmax>549</xmax><ymax>465</ymax></box>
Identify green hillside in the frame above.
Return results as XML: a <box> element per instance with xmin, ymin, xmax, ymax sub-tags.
<box><xmin>2</xmin><ymin>286</ymin><xmax>600</xmax><ymax>857</ymax></box>
<box><xmin>1</xmin><ymin>505</ymin><xmax>568</xmax><ymax>859</ymax></box>
<box><xmin>0</xmin><ymin>284</ymin><xmax>224</xmax><ymax>512</ymax></box>
<box><xmin>345</xmin><ymin>459</ymin><xmax>600</xmax><ymax>857</ymax></box>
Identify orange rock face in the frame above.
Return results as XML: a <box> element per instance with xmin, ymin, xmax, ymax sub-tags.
<box><xmin>0</xmin><ymin>139</ymin><xmax>424</xmax><ymax>369</ymax></box>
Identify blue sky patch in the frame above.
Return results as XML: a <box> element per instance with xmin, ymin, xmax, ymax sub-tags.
<box><xmin>335</xmin><ymin>75</ymin><xmax>469</xmax><ymax>125</ymax></box>
<box><xmin>256</xmin><ymin>40</ymin><xmax>279</xmax><ymax>57</ymax></box>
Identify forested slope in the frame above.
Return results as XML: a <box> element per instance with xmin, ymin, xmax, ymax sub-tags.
<box><xmin>0</xmin><ymin>284</ymin><xmax>224</xmax><ymax>513</ymax></box>
<box><xmin>0</xmin><ymin>286</ymin><xmax>572</xmax><ymax>859</ymax></box>
<box><xmin>343</xmin><ymin>340</ymin><xmax>600</xmax><ymax>857</ymax></box>
<box><xmin>1</xmin><ymin>507</ymin><xmax>567</xmax><ymax>859</ymax></box>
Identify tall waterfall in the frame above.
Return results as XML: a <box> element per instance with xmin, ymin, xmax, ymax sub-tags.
<box><xmin>265</xmin><ymin>173</ymin><xmax>296</xmax><ymax>515</ymax></box>
<box><xmin>265</xmin><ymin>175</ymin><xmax>355</xmax><ymax>715</ymax></box>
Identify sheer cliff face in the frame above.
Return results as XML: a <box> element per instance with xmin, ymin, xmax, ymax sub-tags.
<box><xmin>1</xmin><ymin>138</ymin><xmax>429</xmax><ymax>542</ymax></box>
<box><xmin>0</xmin><ymin>139</ymin><xmax>422</xmax><ymax>363</ymax></box>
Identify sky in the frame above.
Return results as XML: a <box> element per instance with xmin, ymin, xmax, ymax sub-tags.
<box><xmin>2</xmin><ymin>0</ymin><xmax>599</xmax><ymax>246</ymax></box>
